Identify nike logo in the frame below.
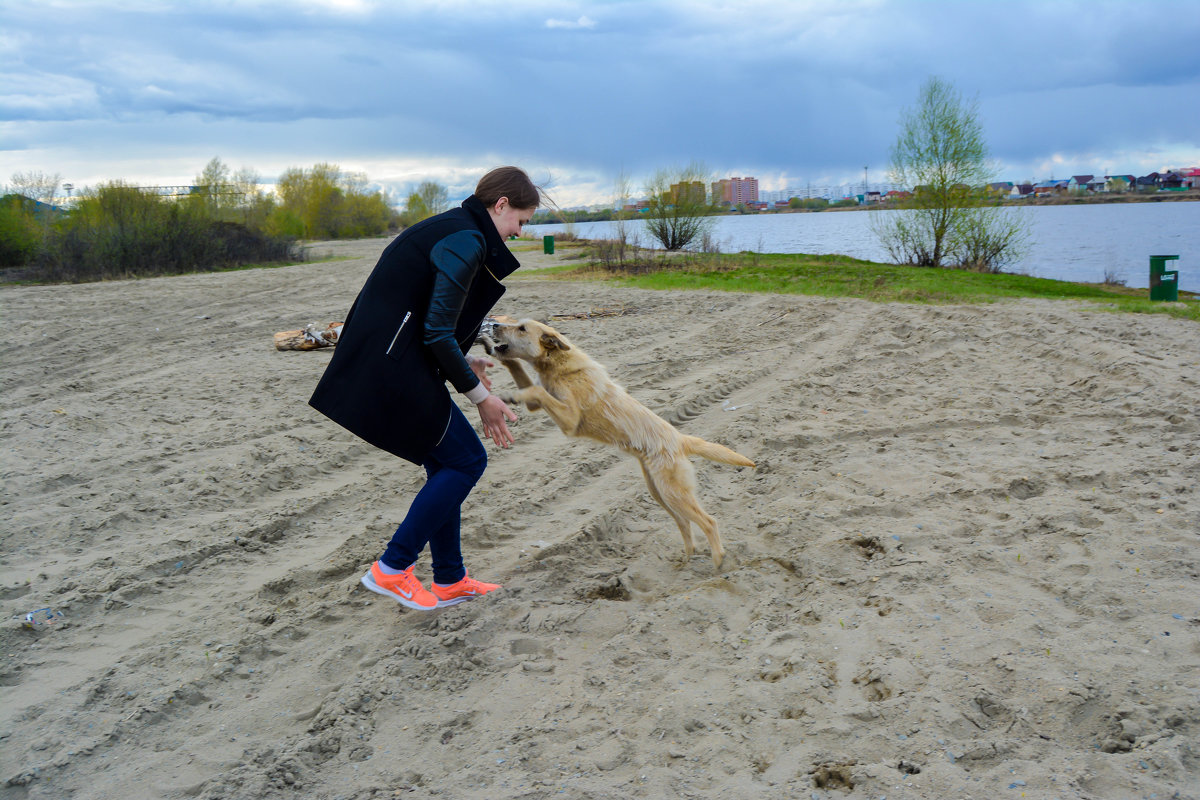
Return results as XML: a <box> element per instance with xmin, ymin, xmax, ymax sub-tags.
<box><xmin>397</xmin><ymin>587</ymin><xmax>413</xmax><ymax>599</ymax></box>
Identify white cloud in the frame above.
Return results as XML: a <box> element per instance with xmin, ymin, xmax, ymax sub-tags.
<box><xmin>545</xmin><ymin>15</ymin><xmax>595</xmax><ymax>30</ymax></box>
<box><xmin>294</xmin><ymin>0</ymin><xmax>377</xmax><ymax>14</ymax></box>
<box><xmin>3</xmin><ymin>0</ymin><xmax>1198</xmax><ymax>208</ymax></box>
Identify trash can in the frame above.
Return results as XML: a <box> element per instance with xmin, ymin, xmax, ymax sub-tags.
<box><xmin>1149</xmin><ymin>255</ymin><xmax>1180</xmax><ymax>302</ymax></box>
<box><xmin>543</xmin><ymin>235</ymin><xmax>555</xmax><ymax>255</ymax></box>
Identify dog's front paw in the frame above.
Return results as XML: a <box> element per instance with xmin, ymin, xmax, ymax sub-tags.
<box><xmin>476</xmin><ymin>333</ymin><xmax>497</xmax><ymax>356</ymax></box>
<box><xmin>499</xmin><ymin>392</ymin><xmax>542</xmax><ymax>412</ymax></box>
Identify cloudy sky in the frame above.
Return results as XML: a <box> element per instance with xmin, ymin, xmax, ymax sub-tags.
<box><xmin>3</xmin><ymin>0</ymin><xmax>1198</xmax><ymax>208</ymax></box>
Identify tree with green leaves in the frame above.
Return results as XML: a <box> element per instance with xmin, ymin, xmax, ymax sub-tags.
<box><xmin>272</xmin><ymin>163</ymin><xmax>393</xmax><ymax>239</ymax></box>
<box><xmin>400</xmin><ymin>181</ymin><xmax>450</xmax><ymax>227</ymax></box>
<box><xmin>873</xmin><ymin>76</ymin><xmax>1027</xmax><ymax>271</ymax></box>
<box><xmin>190</xmin><ymin>157</ymin><xmax>238</xmax><ymax>220</ymax></box>
<box><xmin>2</xmin><ymin>170</ymin><xmax>62</xmax><ymax>266</ymax></box>
<box><xmin>643</xmin><ymin>162</ymin><xmax>716</xmax><ymax>251</ymax></box>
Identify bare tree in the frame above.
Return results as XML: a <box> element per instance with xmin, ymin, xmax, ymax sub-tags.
<box><xmin>643</xmin><ymin>162</ymin><xmax>716</xmax><ymax>251</ymax></box>
<box><xmin>9</xmin><ymin>170</ymin><xmax>61</xmax><ymax>205</ymax></box>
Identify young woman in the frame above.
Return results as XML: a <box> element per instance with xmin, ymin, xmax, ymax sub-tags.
<box><xmin>309</xmin><ymin>166</ymin><xmax>540</xmax><ymax>610</ymax></box>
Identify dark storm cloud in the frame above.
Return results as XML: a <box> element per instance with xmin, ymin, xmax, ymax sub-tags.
<box><xmin>2</xmin><ymin>0</ymin><xmax>1197</xmax><ymax>204</ymax></box>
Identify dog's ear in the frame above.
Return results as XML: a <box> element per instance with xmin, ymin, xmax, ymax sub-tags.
<box><xmin>540</xmin><ymin>331</ymin><xmax>571</xmax><ymax>352</ymax></box>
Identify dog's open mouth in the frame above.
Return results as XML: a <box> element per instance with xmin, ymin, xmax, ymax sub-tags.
<box><xmin>492</xmin><ymin>342</ymin><xmax>509</xmax><ymax>354</ymax></box>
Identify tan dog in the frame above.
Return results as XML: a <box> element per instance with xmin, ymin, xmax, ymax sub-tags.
<box><xmin>488</xmin><ymin>319</ymin><xmax>754</xmax><ymax>567</ymax></box>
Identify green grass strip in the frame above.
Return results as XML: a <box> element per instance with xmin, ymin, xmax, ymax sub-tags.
<box><xmin>536</xmin><ymin>251</ymin><xmax>1198</xmax><ymax>322</ymax></box>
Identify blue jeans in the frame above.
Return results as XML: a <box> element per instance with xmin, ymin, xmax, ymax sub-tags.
<box><xmin>381</xmin><ymin>404</ymin><xmax>486</xmax><ymax>585</ymax></box>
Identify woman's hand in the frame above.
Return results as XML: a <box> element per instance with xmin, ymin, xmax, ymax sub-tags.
<box><xmin>477</xmin><ymin>394</ymin><xmax>517</xmax><ymax>448</ymax></box>
<box><xmin>467</xmin><ymin>354</ymin><xmax>494</xmax><ymax>392</ymax></box>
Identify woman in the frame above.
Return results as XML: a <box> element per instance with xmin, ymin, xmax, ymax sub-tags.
<box><xmin>309</xmin><ymin>166</ymin><xmax>540</xmax><ymax>611</ymax></box>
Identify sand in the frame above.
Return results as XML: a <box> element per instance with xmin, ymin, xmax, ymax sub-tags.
<box><xmin>2</xmin><ymin>237</ymin><xmax>1198</xmax><ymax>800</ymax></box>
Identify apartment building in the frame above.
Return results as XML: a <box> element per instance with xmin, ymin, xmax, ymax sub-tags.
<box><xmin>669</xmin><ymin>181</ymin><xmax>707</xmax><ymax>205</ymax></box>
<box><xmin>711</xmin><ymin>176</ymin><xmax>759</xmax><ymax>206</ymax></box>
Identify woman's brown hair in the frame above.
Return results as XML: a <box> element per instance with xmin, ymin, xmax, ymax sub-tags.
<box><xmin>475</xmin><ymin>166</ymin><xmax>542</xmax><ymax>210</ymax></box>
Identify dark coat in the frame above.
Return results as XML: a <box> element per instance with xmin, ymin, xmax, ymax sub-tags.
<box><xmin>308</xmin><ymin>195</ymin><xmax>520</xmax><ymax>464</ymax></box>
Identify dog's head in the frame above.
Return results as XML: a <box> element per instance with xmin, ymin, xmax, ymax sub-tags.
<box><xmin>490</xmin><ymin>318</ymin><xmax>571</xmax><ymax>361</ymax></box>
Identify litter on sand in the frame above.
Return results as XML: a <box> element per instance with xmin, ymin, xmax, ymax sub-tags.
<box><xmin>273</xmin><ymin>322</ymin><xmax>344</xmax><ymax>351</ymax></box>
<box><xmin>22</xmin><ymin>608</ymin><xmax>64</xmax><ymax>629</ymax></box>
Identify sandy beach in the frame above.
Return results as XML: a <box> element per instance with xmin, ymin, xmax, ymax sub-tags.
<box><xmin>2</xmin><ymin>237</ymin><xmax>1198</xmax><ymax>800</ymax></box>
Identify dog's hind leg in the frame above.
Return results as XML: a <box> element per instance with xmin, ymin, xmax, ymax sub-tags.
<box><xmin>639</xmin><ymin>460</ymin><xmax>694</xmax><ymax>558</ymax></box>
<box><xmin>651</xmin><ymin>460</ymin><xmax>724</xmax><ymax>568</ymax></box>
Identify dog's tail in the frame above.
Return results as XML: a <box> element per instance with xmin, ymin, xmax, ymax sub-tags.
<box><xmin>682</xmin><ymin>435</ymin><xmax>755</xmax><ymax>468</ymax></box>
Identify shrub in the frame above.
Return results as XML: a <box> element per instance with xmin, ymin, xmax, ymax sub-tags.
<box><xmin>0</xmin><ymin>194</ymin><xmax>44</xmax><ymax>267</ymax></box>
<box><xmin>30</xmin><ymin>183</ymin><xmax>300</xmax><ymax>282</ymax></box>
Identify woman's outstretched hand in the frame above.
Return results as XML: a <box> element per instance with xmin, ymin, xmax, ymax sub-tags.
<box><xmin>478</xmin><ymin>394</ymin><xmax>517</xmax><ymax>448</ymax></box>
<box><xmin>468</xmin><ymin>354</ymin><xmax>495</xmax><ymax>391</ymax></box>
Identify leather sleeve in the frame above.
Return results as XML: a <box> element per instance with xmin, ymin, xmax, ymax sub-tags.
<box><xmin>424</xmin><ymin>230</ymin><xmax>486</xmax><ymax>394</ymax></box>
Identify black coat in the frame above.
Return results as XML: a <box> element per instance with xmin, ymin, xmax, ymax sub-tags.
<box><xmin>308</xmin><ymin>195</ymin><xmax>520</xmax><ymax>464</ymax></box>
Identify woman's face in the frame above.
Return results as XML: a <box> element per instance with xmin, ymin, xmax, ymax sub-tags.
<box><xmin>488</xmin><ymin>198</ymin><xmax>535</xmax><ymax>239</ymax></box>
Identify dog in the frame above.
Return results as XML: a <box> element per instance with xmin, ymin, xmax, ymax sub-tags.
<box><xmin>486</xmin><ymin>318</ymin><xmax>754</xmax><ymax>567</ymax></box>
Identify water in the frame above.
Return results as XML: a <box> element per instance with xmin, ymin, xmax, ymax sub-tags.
<box><xmin>529</xmin><ymin>202</ymin><xmax>1198</xmax><ymax>290</ymax></box>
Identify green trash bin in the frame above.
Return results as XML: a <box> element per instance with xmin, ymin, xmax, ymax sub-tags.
<box><xmin>1149</xmin><ymin>255</ymin><xmax>1180</xmax><ymax>302</ymax></box>
<box><xmin>543</xmin><ymin>235</ymin><xmax>555</xmax><ymax>255</ymax></box>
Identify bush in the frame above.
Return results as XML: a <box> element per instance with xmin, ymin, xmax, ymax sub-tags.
<box><xmin>30</xmin><ymin>183</ymin><xmax>300</xmax><ymax>282</ymax></box>
<box><xmin>643</xmin><ymin>163</ymin><xmax>717</xmax><ymax>251</ymax></box>
<box><xmin>0</xmin><ymin>194</ymin><xmax>44</xmax><ymax>266</ymax></box>
<box><xmin>950</xmin><ymin>206</ymin><xmax>1028</xmax><ymax>273</ymax></box>
<box><xmin>789</xmin><ymin>197</ymin><xmax>830</xmax><ymax>211</ymax></box>
<box><xmin>5</xmin><ymin>158</ymin><xmax>399</xmax><ymax>283</ymax></box>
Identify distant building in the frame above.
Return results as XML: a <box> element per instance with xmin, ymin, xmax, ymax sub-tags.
<box><xmin>1105</xmin><ymin>175</ymin><xmax>1135</xmax><ymax>192</ymax></box>
<box><xmin>1068</xmin><ymin>175</ymin><xmax>1094</xmax><ymax>192</ymax></box>
<box><xmin>1160</xmin><ymin>171</ymin><xmax>1190</xmax><ymax>190</ymax></box>
<box><xmin>711</xmin><ymin>176</ymin><xmax>759</xmax><ymax>206</ymax></box>
<box><xmin>669</xmin><ymin>181</ymin><xmax>706</xmax><ymax>205</ymax></box>
<box><xmin>1135</xmin><ymin>173</ymin><xmax>1161</xmax><ymax>191</ymax></box>
<box><xmin>1033</xmin><ymin>179</ymin><xmax>1069</xmax><ymax>196</ymax></box>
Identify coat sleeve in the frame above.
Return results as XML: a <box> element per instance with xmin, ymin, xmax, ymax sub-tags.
<box><xmin>424</xmin><ymin>230</ymin><xmax>487</xmax><ymax>396</ymax></box>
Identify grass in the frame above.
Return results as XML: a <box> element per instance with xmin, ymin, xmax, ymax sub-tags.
<box><xmin>534</xmin><ymin>250</ymin><xmax>1199</xmax><ymax>322</ymax></box>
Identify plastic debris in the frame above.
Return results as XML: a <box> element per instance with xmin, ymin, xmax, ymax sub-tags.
<box><xmin>22</xmin><ymin>608</ymin><xmax>64</xmax><ymax>629</ymax></box>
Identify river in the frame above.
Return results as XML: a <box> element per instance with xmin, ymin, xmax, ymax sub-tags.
<box><xmin>528</xmin><ymin>202</ymin><xmax>1198</xmax><ymax>290</ymax></box>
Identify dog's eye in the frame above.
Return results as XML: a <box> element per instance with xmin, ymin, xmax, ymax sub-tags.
<box><xmin>518</xmin><ymin>325</ymin><xmax>525</xmax><ymax>331</ymax></box>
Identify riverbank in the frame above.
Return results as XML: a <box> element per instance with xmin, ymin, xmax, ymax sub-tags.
<box><xmin>513</xmin><ymin>240</ymin><xmax>1199</xmax><ymax>321</ymax></box>
<box><xmin>534</xmin><ymin>191</ymin><xmax>1200</xmax><ymax>225</ymax></box>
<box><xmin>819</xmin><ymin>191</ymin><xmax>1200</xmax><ymax>212</ymax></box>
<box><xmin>2</xmin><ymin>239</ymin><xmax>1198</xmax><ymax>799</ymax></box>
<box><xmin>530</xmin><ymin>202</ymin><xmax>1199</xmax><ymax>291</ymax></box>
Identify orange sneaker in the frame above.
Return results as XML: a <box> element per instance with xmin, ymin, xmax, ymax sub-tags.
<box><xmin>360</xmin><ymin>562</ymin><xmax>438</xmax><ymax>611</ymax></box>
<box><xmin>431</xmin><ymin>571</ymin><xmax>501</xmax><ymax>607</ymax></box>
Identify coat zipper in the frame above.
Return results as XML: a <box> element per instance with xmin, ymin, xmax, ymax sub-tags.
<box><xmin>386</xmin><ymin>311</ymin><xmax>412</xmax><ymax>355</ymax></box>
